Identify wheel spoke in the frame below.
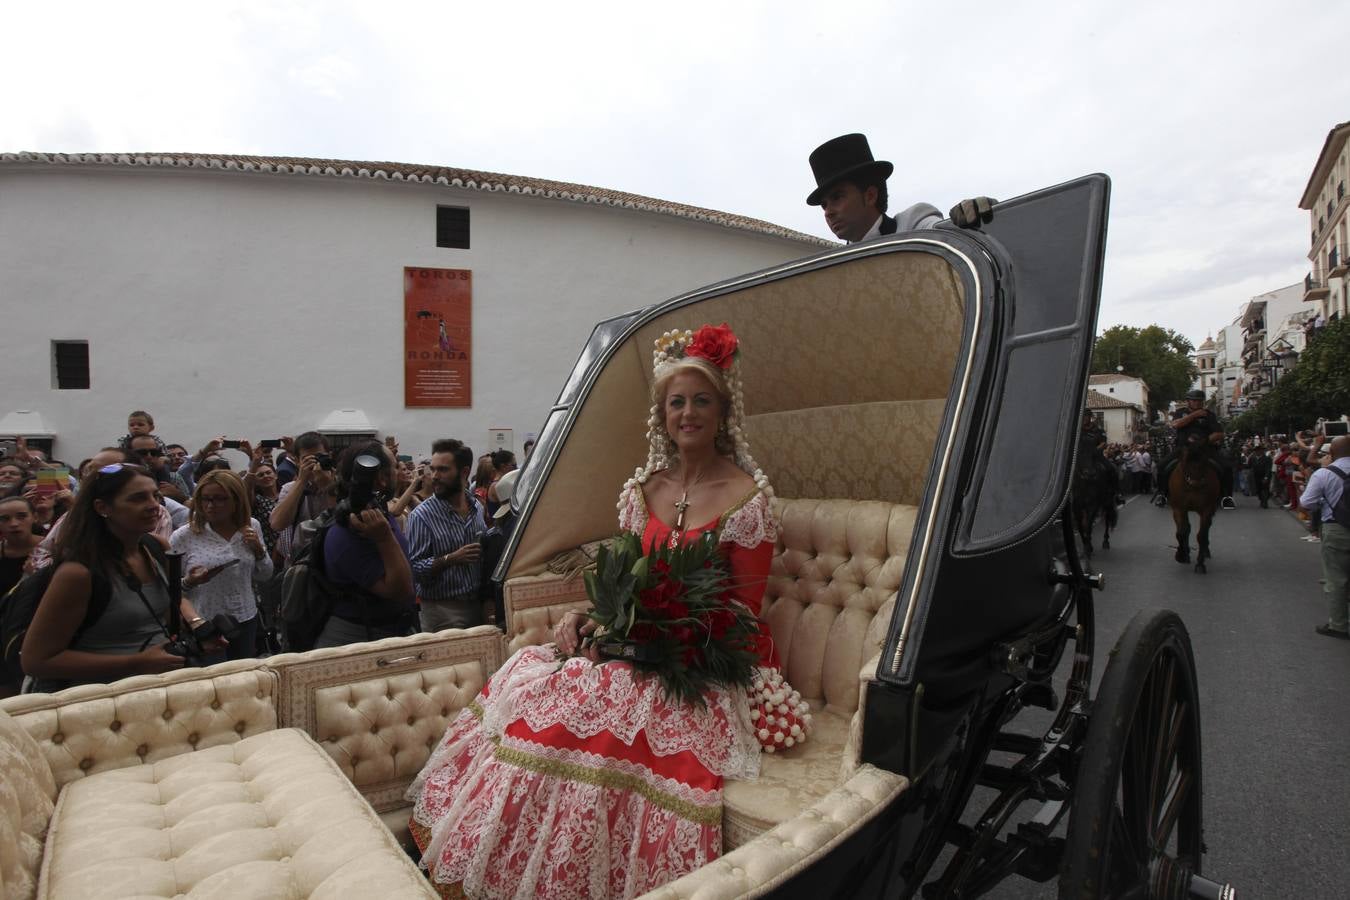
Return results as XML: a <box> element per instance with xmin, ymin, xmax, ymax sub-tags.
<box><xmin>1156</xmin><ymin>768</ymin><xmax>1193</xmax><ymax>850</ymax></box>
<box><xmin>1145</xmin><ymin>656</ymin><xmax>1179</xmax><ymax>838</ymax></box>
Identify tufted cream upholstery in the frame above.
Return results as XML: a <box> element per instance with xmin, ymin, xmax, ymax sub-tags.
<box><xmin>502</xmin><ymin>573</ymin><xmax>590</xmax><ymax>655</ymax></box>
<box><xmin>0</xmin><ymin>708</ymin><xmax>57</xmax><ymax>900</ymax></box>
<box><xmin>268</xmin><ymin>628</ymin><xmax>504</xmax><ymax>812</ymax></box>
<box><xmin>0</xmin><ymin>631</ymin><xmax>503</xmax><ymax>900</ymax></box>
<box><xmin>1</xmin><ymin>662</ymin><xmax>279</xmax><ymax>790</ymax></box>
<box><xmin>719</xmin><ymin>498</ymin><xmax>913</xmax><ymax>849</ymax></box>
<box><xmin>37</xmin><ymin>728</ymin><xmax>436</xmax><ymax>899</ymax></box>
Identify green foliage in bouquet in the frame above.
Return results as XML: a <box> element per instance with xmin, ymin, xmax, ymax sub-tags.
<box><xmin>582</xmin><ymin>531</ymin><xmax>762</xmax><ymax>706</ymax></box>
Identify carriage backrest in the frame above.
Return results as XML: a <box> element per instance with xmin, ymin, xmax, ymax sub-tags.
<box><xmin>506</xmin><ymin>250</ymin><xmax>968</xmax><ymax>578</ymax></box>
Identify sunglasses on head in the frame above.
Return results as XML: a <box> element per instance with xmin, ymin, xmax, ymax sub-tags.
<box><xmin>97</xmin><ymin>463</ymin><xmax>151</xmax><ymax>477</ymax></box>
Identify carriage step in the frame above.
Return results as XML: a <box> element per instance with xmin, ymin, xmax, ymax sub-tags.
<box><xmin>1023</xmin><ymin>682</ymin><xmax>1059</xmax><ymax>710</ymax></box>
<box><xmin>991</xmin><ymin>732</ymin><xmax>1041</xmax><ymax>754</ymax></box>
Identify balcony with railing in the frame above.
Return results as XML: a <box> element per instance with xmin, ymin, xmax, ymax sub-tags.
<box><xmin>1330</xmin><ymin>246</ymin><xmax>1347</xmax><ymax>278</ymax></box>
<box><xmin>1306</xmin><ymin>268</ymin><xmax>1329</xmax><ymax>300</ymax></box>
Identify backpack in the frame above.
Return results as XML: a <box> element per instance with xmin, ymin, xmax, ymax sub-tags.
<box><xmin>1330</xmin><ymin>467</ymin><xmax>1350</xmax><ymax>528</ymax></box>
<box><xmin>1</xmin><ymin>535</ymin><xmax>167</xmax><ymax>686</ymax></box>
<box><xmin>280</xmin><ymin>513</ymin><xmax>339</xmax><ymax>652</ymax></box>
<box><xmin>279</xmin><ymin>514</ymin><xmax>389</xmax><ymax>651</ymax></box>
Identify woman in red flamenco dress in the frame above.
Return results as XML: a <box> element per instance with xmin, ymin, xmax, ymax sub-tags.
<box><xmin>407</xmin><ymin>324</ymin><xmax>783</xmax><ymax>899</ymax></box>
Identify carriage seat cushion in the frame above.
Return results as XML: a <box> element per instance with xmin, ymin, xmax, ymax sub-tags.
<box><xmin>721</xmin><ymin>498</ymin><xmax>915</xmax><ymax>849</ymax></box>
<box><xmin>721</xmin><ymin>707</ymin><xmax>851</xmax><ymax>850</ymax></box>
<box><xmin>0</xmin><ymin>707</ymin><xmax>58</xmax><ymax>900</ymax></box>
<box><xmin>36</xmin><ymin>727</ymin><xmax>436</xmax><ymax>899</ymax></box>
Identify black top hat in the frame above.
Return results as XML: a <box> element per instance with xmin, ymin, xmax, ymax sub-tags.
<box><xmin>806</xmin><ymin>133</ymin><xmax>894</xmax><ymax>206</ymax></box>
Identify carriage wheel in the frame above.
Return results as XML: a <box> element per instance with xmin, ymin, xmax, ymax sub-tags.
<box><xmin>1059</xmin><ymin>609</ymin><xmax>1207</xmax><ymax>900</ymax></box>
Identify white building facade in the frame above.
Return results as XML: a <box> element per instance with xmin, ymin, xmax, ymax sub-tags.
<box><xmin>1300</xmin><ymin>120</ymin><xmax>1350</xmax><ymax>322</ymax></box>
<box><xmin>0</xmin><ymin>153</ymin><xmax>828</xmax><ymax>462</ymax></box>
<box><xmin>1087</xmin><ymin>373</ymin><xmax>1149</xmax><ymax>416</ymax></box>
<box><xmin>1190</xmin><ymin>336</ymin><xmax>1218</xmax><ymax>396</ymax></box>
<box><xmin>1237</xmin><ymin>283</ymin><xmax>1308</xmax><ymax>406</ymax></box>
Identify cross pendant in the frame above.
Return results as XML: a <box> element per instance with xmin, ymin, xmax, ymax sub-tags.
<box><xmin>673</xmin><ymin>492</ymin><xmax>691</xmax><ymax>532</ymax></box>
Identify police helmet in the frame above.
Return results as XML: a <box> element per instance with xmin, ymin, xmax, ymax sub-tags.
<box><xmin>1184</xmin><ymin>389</ymin><xmax>1205</xmax><ymax>401</ymax></box>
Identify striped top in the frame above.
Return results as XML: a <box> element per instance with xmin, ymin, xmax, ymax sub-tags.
<box><xmin>406</xmin><ymin>492</ymin><xmax>487</xmax><ymax>600</ymax></box>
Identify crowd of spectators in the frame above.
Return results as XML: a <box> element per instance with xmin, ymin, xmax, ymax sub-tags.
<box><xmin>0</xmin><ymin>409</ymin><xmax>528</xmax><ymax>697</ymax></box>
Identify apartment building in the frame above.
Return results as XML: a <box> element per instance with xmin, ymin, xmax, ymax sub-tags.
<box><xmin>1300</xmin><ymin>119</ymin><xmax>1350</xmax><ymax>321</ymax></box>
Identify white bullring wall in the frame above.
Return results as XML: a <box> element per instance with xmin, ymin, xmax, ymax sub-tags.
<box><xmin>0</xmin><ymin>166</ymin><xmax>823</xmax><ymax>463</ymax></box>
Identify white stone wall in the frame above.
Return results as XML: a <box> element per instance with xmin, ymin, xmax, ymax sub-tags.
<box><xmin>0</xmin><ymin>167</ymin><xmax>822</xmax><ymax>462</ymax></box>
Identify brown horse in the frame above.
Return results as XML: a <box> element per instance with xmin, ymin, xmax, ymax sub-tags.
<box><xmin>1169</xmin><ymin>435</ymin><xmax>1219</xmax><ymax>573</ymax></box>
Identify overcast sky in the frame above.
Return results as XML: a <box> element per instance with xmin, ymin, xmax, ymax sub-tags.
<box><xmin>4</xmin><ymin>0</ymin><xmax>1344</xmax><ymax>348</ymax></box>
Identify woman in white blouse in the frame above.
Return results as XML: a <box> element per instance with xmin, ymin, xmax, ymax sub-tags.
<box><xmin>170</xmin><ymin>470</ymin><xmax>273</xmax><ymax>662</ymax></box>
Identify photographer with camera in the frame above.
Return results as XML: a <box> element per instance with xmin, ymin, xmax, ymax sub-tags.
<box><xmin>270</xmin><ymin>431</ymin><xmax>337</xmax><ymax>568</ymax></box>
<box><xmin>311</xmin><ymin>442</ymin><xmax>416</xmax><ymax>648</ymax></box>
<box><xmin>19</xmin><ymin>464</ymin><xmax>221</xmax><ymax>692</ymax></box>
<box><xmin>170</xmin><ymin>471</ymin><xmax>272</xmax><ymax>662</ymax></box>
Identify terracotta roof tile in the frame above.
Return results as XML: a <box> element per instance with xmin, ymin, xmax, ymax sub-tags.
<box><xmin>1086</xmin><ymin>388</ymin><xmax>1138</xmax><ymax>410</ymax></box>
<box><xmin>0</xmin><ymin>151</ymin><xmax>832</xmax><ymax>246</ymax></box>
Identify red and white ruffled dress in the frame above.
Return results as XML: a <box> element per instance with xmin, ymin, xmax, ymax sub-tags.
<box><xmin>407</xmin><ymin>486</ymin><xmax>779</xmax><ymax>899</ymax></box>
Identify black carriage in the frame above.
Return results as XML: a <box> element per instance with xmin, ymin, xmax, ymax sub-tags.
<box><xmin>495</xmin><ymin>175</ymin><xmax>1235</xmax><ymax>899</ymax></box>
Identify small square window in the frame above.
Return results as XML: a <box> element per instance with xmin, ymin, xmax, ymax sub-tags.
<box><xmin>436</xmin><ymin>206</ymin><xmax>470</xmax><ymax>249</ymax></box>
<box><xmin>52</xmin><ymin>341</ymin><xmax>90</xmax><ymax>390</ymax></box>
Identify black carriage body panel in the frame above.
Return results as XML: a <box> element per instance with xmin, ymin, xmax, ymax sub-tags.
<box><xmin>876</xmin><ymin>174</ymin><xmax>1110</xmax><ymax>693</ymax></box>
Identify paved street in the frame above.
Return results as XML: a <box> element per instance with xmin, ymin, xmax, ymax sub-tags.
<box><xmin>966</xmin><ymin>492</ymin><xmax>1350</xmax><ymax>898</ymax></box>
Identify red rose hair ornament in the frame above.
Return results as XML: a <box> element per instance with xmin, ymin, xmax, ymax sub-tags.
<box><xmin>683</xmin><ymin>322</ymin><xmax>739</xmax><ymax>370</ymax></box>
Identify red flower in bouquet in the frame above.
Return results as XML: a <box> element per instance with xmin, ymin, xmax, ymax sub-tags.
<box><xmin>684</xmin><ymin>323</ymin><xmax>739</xmax><ymax>370</ymax></box>
<box><xmin>582</xmin><ymin>530</ymin><xmax>762</xmax><ymax>706</ymax></box>
<box><xmin>706</xmin><ymin>607</ymin><xmax>738</xmax><ymax>640</ymax></box>
<box><xmin>640</xmin><ymin>579</ymin><xmax>689</xmax><ymax>621</ymax></box>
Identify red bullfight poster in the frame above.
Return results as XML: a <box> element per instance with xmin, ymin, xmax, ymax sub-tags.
<box><xmin>405</xmin><ymin>267</ymin><xmax>472</xmax><ymax>407</ymax></box>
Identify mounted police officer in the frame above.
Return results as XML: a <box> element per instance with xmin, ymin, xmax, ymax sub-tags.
<box><xmin>1078</xmin><ymin>410</ymin><xmax>1122</xmax><ymax>504</ymax></box>
<box><xmin>1162</xmin><ymin>390</ymin><xmax>1236</xmax><ymax>510</ymax></box>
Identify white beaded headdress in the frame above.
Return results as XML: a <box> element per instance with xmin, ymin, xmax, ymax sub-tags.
<box><xmin>619</xmin><ymin>323</ymin><xmax>775</xmax><ymax>505</ymax></box>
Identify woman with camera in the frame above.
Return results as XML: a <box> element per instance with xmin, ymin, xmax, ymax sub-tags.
<box><xmin>170</xmin><ymin>470</ymin><xmax>273</xmax><ymax>662</ymax></box>
<box><xmin>20</xmin><ymin>464</ymin><xmax>218</xmax><ymax>692</ymax></box>
<box><xmin>313</xmin><ymin>443</ymin><xmax>415</xmax><ymax>648</ymax></box>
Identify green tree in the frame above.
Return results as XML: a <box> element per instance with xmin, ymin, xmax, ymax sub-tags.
<box><xmin>1232</xmin><ymin>317</ymin><xmax>1350</xmax><ymax>434</ymax></box>
<box><xmin>1090</xmin><ymin>325</ymin><xmax>1197</xmax><ymax>417</ymax></box>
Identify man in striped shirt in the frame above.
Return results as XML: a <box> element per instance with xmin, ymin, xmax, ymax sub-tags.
<box><xmin>407</xmin><ymin>439</ymin><xmax>487</xmax><ymax>631</ymax></box>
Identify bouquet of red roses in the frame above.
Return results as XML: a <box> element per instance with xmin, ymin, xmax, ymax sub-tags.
<box><xmin>582</xmin><ymin>531</ymin><xmax>762</xmax><ymax>706</ymax></box>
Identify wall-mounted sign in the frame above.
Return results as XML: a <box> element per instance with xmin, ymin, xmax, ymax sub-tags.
<box><xmin>404</xmin><ymin>267</ymin><xmax>472</xmax><ymax>407</ymax></box>
<box><xmin>489</xmin><ymin>428</ymin><xmax>513</xmax><ymax>454</ymax></box>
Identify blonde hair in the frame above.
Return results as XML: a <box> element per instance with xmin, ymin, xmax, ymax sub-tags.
<box><xmin>191</xmin><ymin>470</ymin><xmax>251</xmax><ymax>534</ymax></box>
<box><xmin>620</xmin><ymin>326</ymin><xmax>774</xmax><ymax>510</ymax></box>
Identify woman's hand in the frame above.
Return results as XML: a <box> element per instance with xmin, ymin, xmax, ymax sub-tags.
<box><xmin>241</xmin><ymin>525</ymin><xmax>265</xmax><ymax>558</ymax></box>
<box><xmin>553</xmin><ymin>610</ymin><xmax>597</xmax><ymax>659</ymax></box>
<box><xmin>296</xmin><ymin>453</ymin><xmax>318</xmax><ymax>485</ymax></box>
<box><xmin>135</xmin><ymin>642</ymin><xmax>188</xmax><ymax>674</ymax></box>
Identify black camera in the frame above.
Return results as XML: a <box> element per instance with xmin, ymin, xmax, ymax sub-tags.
<box><xmin>159</xmin><ymin>553</ymin><xmax>244</xmax><ymax>666</ymax></box>
<box><xmin>315</xmin><ymin>453</ymin><xmax>335</xmax><ymax>471</ymax></box>
<box><xmin>335</xmin><ymin>453</ymin><xmax>387</xmax><ymax>527</ymax></box>
<box><xmin>165</xmin><ymin>614</ymin><xmax>244</xmax><ymax>665</ymax></box>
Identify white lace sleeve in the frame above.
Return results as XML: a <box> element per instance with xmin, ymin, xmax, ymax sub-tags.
<box><xmin>719</xmin><ymin>492</ymin><xmax>778</xmax><ymax>549</ymax></box>
<box><xmin>617</xmin><ymin>483</ymin><xmax>648</xmax><ymax>536</ymax></box>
